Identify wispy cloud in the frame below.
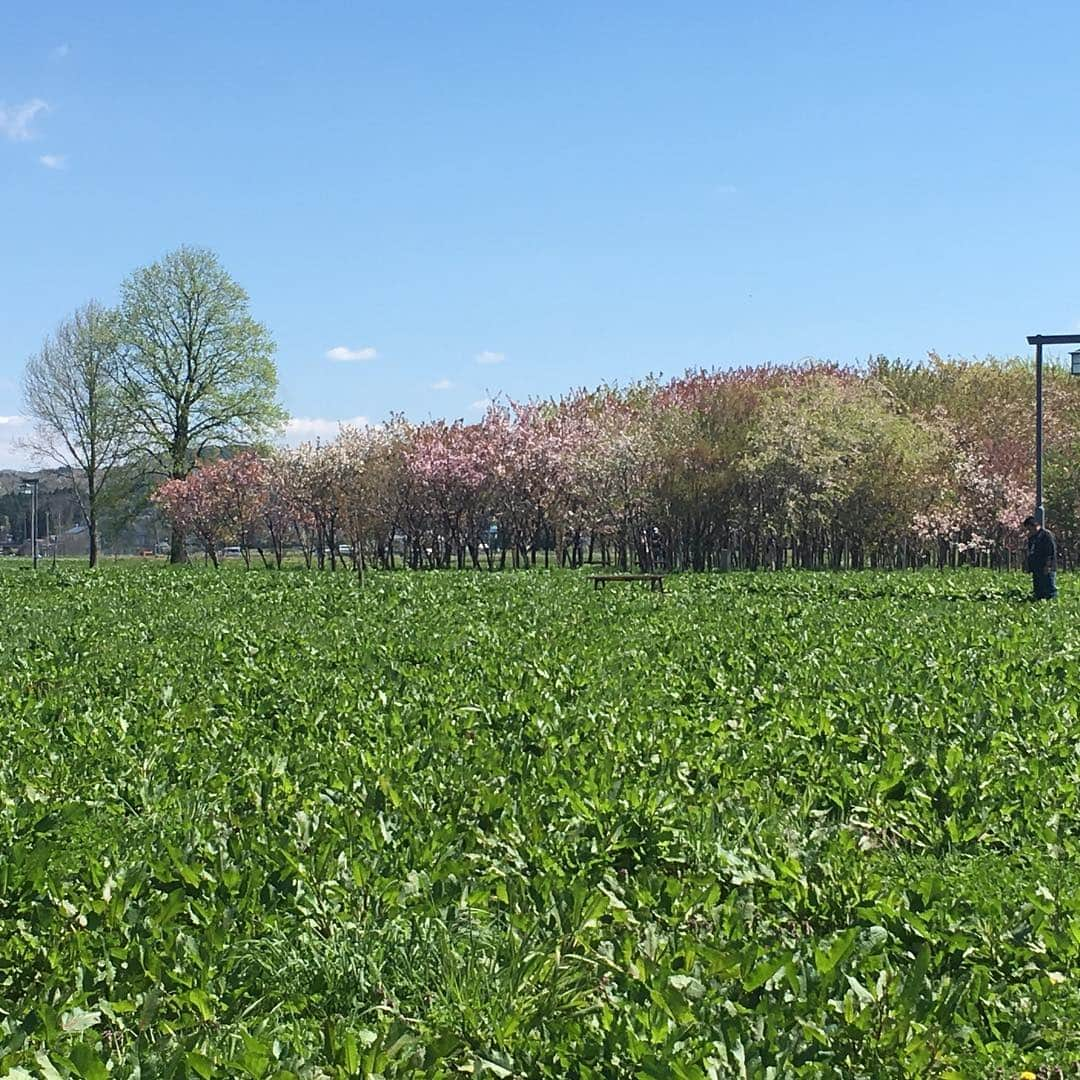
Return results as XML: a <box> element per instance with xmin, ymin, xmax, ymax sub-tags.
<box><xmin>475</xmin><ymin>350</ymin><xmax>505</xmax><ymax>365</ymax></box>
<box><xmin>430</xmin><ymin>378</ymin><xmax>453</xmax><ymax>391</ymax></box>
<box><xmin>39</xmin><ymin>154</ymin><xmax>66</xmax><ymax>170</ymax></box>
<box><xmin>52</xmin><ymin>43</ymin><xmax>70</xmax><ymax>60</ymax></box>
<box><xmin>284</xmin><ymin>415</ymin><xmax>369</xmax><ymax>443</ymax></box>
<box><xmin>0</xmin><ymin>99</ymin><xmax>49</xmax><ymax>141</ymax></box>
<box><xmin>326</xmin><ymin>345</ymin><xmax>377</xmax><ymax>362</ymax></box>
<box><xmin>715</xmin><ymin>183</ymin><xmax>738</xmax><ymax>195</ymax></box>
<box><xmin>470</xmin><ymin>398</ymin><xmax>492</xmax><ymax>411</ymax></box>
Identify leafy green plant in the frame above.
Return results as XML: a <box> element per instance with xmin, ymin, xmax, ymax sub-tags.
<box><xmin>1</xmin><ymin>565</ymin><xmax>1078</xmax><ymax>1077</ymax></box>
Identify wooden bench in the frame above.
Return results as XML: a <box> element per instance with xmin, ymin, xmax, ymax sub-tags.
<box><xmin>590</xmin><ymin>574</ymin><xmax>665</xmax><ymax>593</ymax></box>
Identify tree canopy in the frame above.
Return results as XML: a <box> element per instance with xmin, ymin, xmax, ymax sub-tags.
<box><xmin>152</xmin><ymin>355</ymin><xmax>1076</xmax><ymax>573</ymax></box>
<box><xmin>20</xmin><ymin>301</ymin><xmax>130</xmax><ymax>566</ymax></box>
<box><xmin>119</xmin><ymin>246</ymin><xmax>286</xmax><ymax>561</ymax></box>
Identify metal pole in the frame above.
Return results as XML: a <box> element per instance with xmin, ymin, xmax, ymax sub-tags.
<box><xmin>1035</xmin><ymin>340</ymin><xmax>1044</xmax><ymax>525</ymax></box>
<box><xmin>28</xmin><ymin>482</ymin><xmax>36</xmax><ymax>570</ymax></box>
<box><xmin>1028</xmin><ymin>333</ymin><xmax>1080</xmax><ymax>526</ymax></box>
<box><xmin>32</xmin><ymin>482</ymin><xmax>38</xmax><ymax>570</ymax></box>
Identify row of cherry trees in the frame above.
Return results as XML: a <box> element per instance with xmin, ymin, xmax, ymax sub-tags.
<box><xmin>153</xmin><ymin>356</ymin><xmax>1080</xmax><ymax>572</ymax></box>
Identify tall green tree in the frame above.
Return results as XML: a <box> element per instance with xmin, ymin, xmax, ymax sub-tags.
<box><xmin>20</xmin><ymin>301</ymin><xmax>130</xmax><ymax>567</ymax></box>
<box><xmin>119</xmin><ymin>246</ymin><xmax>286</xmax><ymax>562</ymax></box>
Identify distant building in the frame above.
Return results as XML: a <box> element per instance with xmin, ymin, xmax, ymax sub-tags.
<box><xmin>55</xmin><ymin>524</ymin><xmax>91</xmax><ymax>557</ymax></box>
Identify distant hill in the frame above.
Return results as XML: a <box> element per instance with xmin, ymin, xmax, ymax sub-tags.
<box><xmin>0</xmin><ymin>465</ymin><xmax>77</xmax><ymax>494</ymax></box>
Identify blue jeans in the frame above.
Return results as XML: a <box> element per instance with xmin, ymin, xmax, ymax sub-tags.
<box><xmin>1033</xmin><ymin>572</ymin><xmax>1057</xmax><ymax>600</ymax></box>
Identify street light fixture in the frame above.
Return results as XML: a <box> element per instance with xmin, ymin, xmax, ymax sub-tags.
<box><xmin>1027</xmin><ymin>334</ymin><xmax>1080</xmax><ymax>525</ymax></box>
<box><xmin>18</xmin><ymin>477</ymin><xmax>40</xmax><ymax>570</ymax></box>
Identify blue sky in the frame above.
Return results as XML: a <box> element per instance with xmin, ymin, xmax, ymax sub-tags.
<box><xmin>3</xmin><ymin>1</ymin><xmax>1080</xmax><ymax>466</ymax></box>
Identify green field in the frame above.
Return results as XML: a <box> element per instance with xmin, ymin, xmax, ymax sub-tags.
<box><xmin>2</xmin><ymin>566</ymin><xmax>1079</xmax><ymax>1078</ymax></box>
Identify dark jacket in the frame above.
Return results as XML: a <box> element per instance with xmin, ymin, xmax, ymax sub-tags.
<box><xmin>1027</xmin><ymin>527</ymin><xmax>1057</xmax><ymax>574</ymax></box>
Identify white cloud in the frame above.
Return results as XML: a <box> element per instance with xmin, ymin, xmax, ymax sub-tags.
<box><xmin>0</xmin><ymin>415</ymin><xmax>33</xmax><ymax>469</ymax></box>
<box><xmin>0</xmin><ymin>99</ymin><xmax>49</xmax><ymax>141</ymax></box>
<box><xmin>470</xmin><ymin>398</ymin><xmax>492</xmax><ymax>411</ymax></box>
<box><xmin>326</xmin><ymin>345</ymin><xmax>377</xmax><ymax>362</ymax></box>
<box><xmin>430</xmin><ymin>378</ymin><xmax>453</xmax><ymax>391</ymax></box>
<box><xmin>475</xmin><ymin>350</ymin><xmax>505</xmax><ymax>365</ymax></box>
<box><xmin>39</xmin><ymin>154</ymin><xmax>66</xmax><ymax>170</ymax></box>
<box><xmin>284</xmin><ymin>415</ymin><xmax>369</xmax><ymax>443</ymax></box>
<box><xmin>52</xmin><ymin>44</ymin><xmax>70</xmax><ymax>60</ymax></box>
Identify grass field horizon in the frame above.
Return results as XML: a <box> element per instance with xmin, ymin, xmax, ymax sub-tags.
<box><xmin>2</xmin><ymin>565</ymin><xmax>1079</xmax><ymax>1078</ymax></box>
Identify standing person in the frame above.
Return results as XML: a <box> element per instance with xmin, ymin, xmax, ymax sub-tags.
<box><xmin>1023</xmin><ymin>516</ymin><xmax>1058</xmax><ymax>600</ymax></box>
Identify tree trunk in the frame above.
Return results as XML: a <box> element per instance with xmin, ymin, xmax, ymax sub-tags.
<box><xmin>170</xmin><ymin>525</ymin><xmax>188</xmax><ymax>564</ymax></box>
<box><xmin>169</xmin><ymin>441</ymin><xmax>191</xmax><ymax>564</ymax></box>
<box><xmin>88</xmin><ymin>493</ymin><xmax>100</xmax><ymax>568</ymax></box>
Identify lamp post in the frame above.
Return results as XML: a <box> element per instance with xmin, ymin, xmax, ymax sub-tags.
<box><xmin>1026</xmin><ymin>334</ymin><xmax>1080</xmax><ymax>525</ymax></box>
<box><xmin>19</xmin><ymin>477</ymin><xmax>40</xmax><ymax>570</ymax></box>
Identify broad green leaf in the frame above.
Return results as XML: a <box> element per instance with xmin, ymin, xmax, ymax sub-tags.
<box><xmin>814</xmin><ymin>928</ymin><xmax>858</xmax><ymax>976</ymax></box>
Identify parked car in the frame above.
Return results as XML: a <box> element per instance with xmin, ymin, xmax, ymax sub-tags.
<box><xmin>222</xmin><ymin>546</ymin><xmax>242</xmax><ymax>558</ymax></box>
